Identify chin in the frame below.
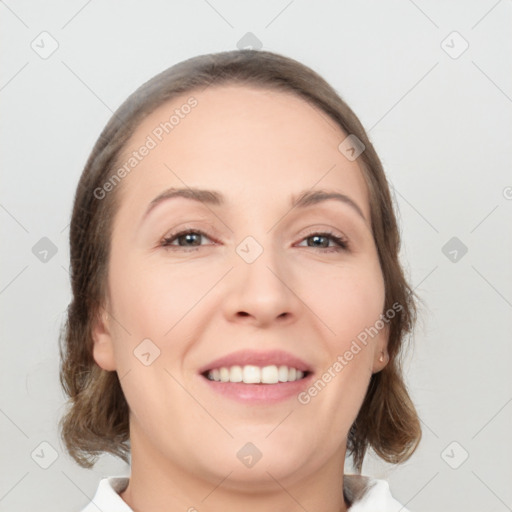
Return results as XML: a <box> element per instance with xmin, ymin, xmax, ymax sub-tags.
<box><xmin>182</xmin><ymin>434</ymin><xmax>308</xmax><ymax>486</ymax></box>
<box><xmin>209</xmin><ymin>457</ymin><xmax>308</xmax><ymax>492</ymax></box>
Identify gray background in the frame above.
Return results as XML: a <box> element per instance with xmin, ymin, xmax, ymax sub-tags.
<box><xmin>1</xmin><ymin>1</ymin><xmax>511</xmax><ymax>511</ymax></box>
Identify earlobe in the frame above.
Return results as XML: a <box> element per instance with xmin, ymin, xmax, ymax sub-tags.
<box><xmin>91</xmin><ymin>307</ymin><xmax>117</xmax><ymax>371</ymax></box>
<box><xmin>372</xmin><ymin>350</ymin><xmax>389</xmax><ymax>373</ymax></box>
<box><xmin>374</xmin><ymin>350</ymin><xmax>389</xmax><ymax>373</ymax></box>
<box><xmin>372</xmin><ymin>324</ymin><xmax>390</xmax><ymax>374</ymax></box>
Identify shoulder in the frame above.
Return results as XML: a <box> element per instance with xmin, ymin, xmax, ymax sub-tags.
<box><xmin>80</xmin><ymin>477</ymin><xmax>132</xmax><ymax>512</ymax></box>
<box><xmin>344</xmin><ymin>474</ymin><xmax>410</xmax><ymax>512</ymax></box>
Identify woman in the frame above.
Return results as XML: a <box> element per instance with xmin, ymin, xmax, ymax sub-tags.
<box><xmin>59</xmin><ymin>49</ymin><xmax>421</xmax><ymax>511</ymax></box>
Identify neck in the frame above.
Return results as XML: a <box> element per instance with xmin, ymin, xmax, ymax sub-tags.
<box><xmin>121</xmin><ymin>425</ymin><xmax>349</xmax><ymax>512</ymax></box>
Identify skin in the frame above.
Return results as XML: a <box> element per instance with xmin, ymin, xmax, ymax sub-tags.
<box><xmin>92</xmin><ymin>84</ymin><xmax>389</xmax><ymax>512</ymax></box>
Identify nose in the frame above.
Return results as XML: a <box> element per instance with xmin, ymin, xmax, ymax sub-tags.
<box><xmin>222</xmin><ymin>244</ymin><xmax>301</xmax><ymax>328</ymax></box>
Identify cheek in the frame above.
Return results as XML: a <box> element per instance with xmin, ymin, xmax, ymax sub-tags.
<box><xmin>107</xmin><ymin>256</ymin><xmax>218</xmax><ymax>377</ymax></box>
<box><xmin>302</xmin><ymin>260</ymin><xmax>384</xmax><ymax>422</ymax></box>
<box><xmin>109</xmin><ymin>254</ymin><xmax>212</xmax><ymax>332</ymax></box>
<box><xmin>297</xmin><ymin>256</ymin><xmax>385</xmax><ymax>340</ymax></box>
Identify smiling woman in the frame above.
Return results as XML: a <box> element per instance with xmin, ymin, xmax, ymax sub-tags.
<box><xmin>59</xmin><ymin>49</ymin><xmax>422</xmax><ymax>512</ymax></box>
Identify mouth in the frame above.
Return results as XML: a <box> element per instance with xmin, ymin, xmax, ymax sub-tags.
<box><xmin>201</xmin><ymin>365</ymin><xmax>311</xmax><ymax>384</ymax></box>
<box><xmin>198</xmin><ymin>350</ymin><xmax>314</xmax><ymax>403</ymax></box>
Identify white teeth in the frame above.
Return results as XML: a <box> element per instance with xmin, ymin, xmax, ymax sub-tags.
<box><xmin>229</xmin><ymin>365</ymin><xmax>243</xmax><ymax>382</ymax></box>
<box><xmin>206</xmin><ymin>365</ymin><xmax>307</xmax><ymax>384</ymax></box>
<box><xmin>278</xmin><ymin>365</ymin><xmax>288</xmax><ymax>382</ymax></box>
<box><xmin>261</xmin><ymin>365</ymin><xmax>279</xmax><ymax>384</ymax></box>
<box><xmin>243</xmin><ymin>365</ymin><xmax>260</xmax><ymax>383</ymax></box>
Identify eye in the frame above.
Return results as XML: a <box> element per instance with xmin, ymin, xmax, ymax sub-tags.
<box><xmin>160</xmin><ymin>229</ymin><xmax>214</xmax><ymax>250</ymax></box>
<box><xmin>159</xmin><ymin>228</ymin><xmax>349</xmax><ymax>253</ymax></box>
<box><xmin>296</xmin><ymin>231</ymin><xmax>349</xmax><ymax>253</ymax></box>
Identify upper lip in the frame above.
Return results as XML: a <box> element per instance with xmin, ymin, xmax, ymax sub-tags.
<box><xmin>198</xmin><ymin>349</ymin><xmax>313</xmax><ymax>374</ymax></box>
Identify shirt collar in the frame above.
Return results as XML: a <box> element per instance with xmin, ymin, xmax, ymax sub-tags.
<box><xmin>82</xmin><ymin>475</ymin><xmax>409</xmax><ymax>512</ymax></box>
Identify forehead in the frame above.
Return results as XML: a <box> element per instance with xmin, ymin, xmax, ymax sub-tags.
<box><xmin>115</xmin><ymin>84</ymin><xmax>370</xmax><ymax>222</ymax></box>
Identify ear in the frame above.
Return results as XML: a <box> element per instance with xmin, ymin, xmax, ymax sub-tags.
<box><xmin>91</xmin><ymin>306</ymin><xmax>117</xmax><ymax>371</ymax></box>
<box><xmin>372</xmin><ymin>323</ymin><xmax>390</xmax><ymax>374</ymax></box>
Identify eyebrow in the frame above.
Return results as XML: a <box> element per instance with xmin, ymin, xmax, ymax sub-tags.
<box><xmin>142</xmin><ymin>187</ymin><xmax>367</xmax><ymax>223</ymax></box>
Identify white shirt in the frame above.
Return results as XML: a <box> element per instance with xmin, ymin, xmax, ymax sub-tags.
<box><xmin>81</xmin><ymin>475</ymin><xmax>410</xmax><ymax>512</ymax></box>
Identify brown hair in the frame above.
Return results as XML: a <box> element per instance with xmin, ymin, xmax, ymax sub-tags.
<box><xmin>59</xmin><ymin>49</ymin><xmax>422</xmax><ymax>471</ymax></box>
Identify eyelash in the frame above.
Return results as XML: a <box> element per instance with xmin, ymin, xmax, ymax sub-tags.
<box><xmin>160</xmin><ymin>228</ymin><xmax>349</xmax><ymax>253</ymax></box>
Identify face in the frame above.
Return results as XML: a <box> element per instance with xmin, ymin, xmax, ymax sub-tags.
<box><xmin>93</xmin><ymin>85</ymin><xmax>389</xmax><ymax>489</ymax></box>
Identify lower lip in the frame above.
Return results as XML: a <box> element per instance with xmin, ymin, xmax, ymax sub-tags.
<box><xmin>200</xmin><ymin>373</ymin><xmax>314</xmax><ymax>404</ymax></box>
